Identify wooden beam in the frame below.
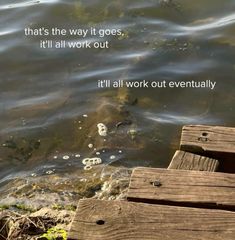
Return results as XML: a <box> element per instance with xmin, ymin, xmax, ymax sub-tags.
<box><xmin>168</xmin><ymin>150</ymin><xmax>219</xmax><ymax>171</ymax></box>
<box><xmin>180</xmin><ymin>125</ymin><xmax>235</xmax><ymax>172</ymax></box>
<box><xmin>127</xmin><ymin>167</ymin><xmax>235</xmax><ymax>210</ymax></box>
<box><xmin>68</xmin><ymin>199</ymin><xmax>235</xmax><ymax>240</ymax></box>
<box><xmin>180</xmin><ymin>125</ymin><xmax>235</xmax><ymax>155</ymax></box>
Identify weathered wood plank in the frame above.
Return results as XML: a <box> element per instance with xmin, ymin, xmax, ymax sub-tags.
<box><xmin>180</xmin><ymin>125</ymin><xmax>235</xmax><ymax>155</ymax></box>
<box><xmin>68</xmin><ymin>199</ymin><xmax>235</xmax><ymax>240</ymax></box>
<box><xmin>127</xmin><ymin>167</ymin><xmax>235</xmax><ymax>209</ymax></box>
<box><xmin>180</xmin><ymin>125</ymin><xmax>235</xmax><ymax>172</ymax></box>
<box><xmin>168</xmin><ymin>150</ymin><xmax>219</xmax><ymax>171</ymax></box>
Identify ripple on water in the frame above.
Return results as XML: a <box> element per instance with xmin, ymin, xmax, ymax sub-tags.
<box><xmin>144</xmin><ymin>112</ymin><xmax>219</xmax><ymax>125</ymax></box>
<box><xmin>71</xmin><ymin>65</ymin><xmax>129</xmax><ymax>82</ymax></box>
<box><xmin>0</xmin><ymin>0</ymin><xmax>59</xmax><ymax>10</ymax></box>
<box><xmin>111</xmin><ymin>50</ymin><xmax>152</xmax><ymax>60</ymax></box>
<box><xmin>156</xmin><ymin>59</ymin><xmax>216</xmax><ymax>75</ymax></box>
<box><xmin>144</xmin><ymin>12</ymin><xmax>235</xmax><ymax>38</ymax></box>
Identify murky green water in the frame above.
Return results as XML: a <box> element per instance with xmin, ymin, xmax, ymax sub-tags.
<box><xmin>0</xmin><ymin>0</ymin><xmax>235</xmax><ymax>200</ymax></box>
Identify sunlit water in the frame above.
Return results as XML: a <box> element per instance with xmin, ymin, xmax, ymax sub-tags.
<box><xmin>0</xmin><ymin>0</ymin><xmax>235</xmax><ymax>199</ymax></box>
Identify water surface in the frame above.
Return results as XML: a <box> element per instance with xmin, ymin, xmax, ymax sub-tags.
<box><xmin>0</xmin><ymin>0</ymin><xmax>235</xmax><ymax>199</ymax></box>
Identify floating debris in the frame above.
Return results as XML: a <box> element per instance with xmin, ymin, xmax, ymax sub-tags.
<box><xmin>118</xmin><ymin>150</ymin><xmax>123</xmax><ymax>153</ymax></box>
<box><xmin>75</xmin><ymin>154</ymin><xmax>81</xmax><ymax>158</ymax></box>
<box><xmin>84</xmin><ymin>165</ymin><xmax>92</xmax><ymax>171</ymax></box>
<box><xmin>128</xmin><ymin>128</ymin><xmax>138</xmax><ymax>140</ymax></box>
<box><xmin>21</xmin><ymin>117</ymin><xmax>27</xmax><ymax>126</ymax></box>
<box><xmin>46</xmin><ymin>170</ymin><xmax>54</xmax><ymax>175</ymax></box>
<box><xmin>82</xmin><ymin>157</ymin><xmax>102</xmax><ymax>165</ymax></box>
<box><xmin>31</xmin><ymin>173</ymin><xmax>37</xmax><ymax>177</ymax></box>
<box><xmin>82</xmin><ymin>157</ymin><xmax>102</xmax><ymax>170</ymax></box>
<box><xmin>116</xmin><ymin>119</ymin><xmax>132</xmax><ymax>128</ymax></box>
<box><xmin>83</xmin><ymin>114</ymin><xmax>88</xmax><ymax>118</ymax></box>
<box><xmin>53</xmin><ymin>156</ymin><xmax>58</xmax><ymax>159</ymax></box>
<box><xmin>62</xmin><ymin>155</ymin><xmax>70</xmax><ymax>160</ymax></box>
<box><xmin>96</xmin><ymin>152</ymin><xmax>101</xmax><ymax>155</ymax></box>
<box><xmin>88</xmin><ymin>143</ymin><xmax>93</xmax><ymax>149</ymax></box>
<box><xmin>110</xmin><ymin>155</ymin><xmax>116</xmax><ymax>160</ymax></box>
<box><xmin>97</xmin><ymin>123</ymin><xmax>108</xmax><ymax>137</ymax></box>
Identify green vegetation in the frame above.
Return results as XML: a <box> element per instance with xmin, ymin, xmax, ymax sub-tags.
<box><xmin>0</xmin><ymin>203</ymin><xmax>36</xmax><ymax>212</ymax></box>
<box><xmin>0</xmin><ymin>204</ymin><xmax>9</xmax><ymax>210</ymax></box>
<box><xmin>39</xmin><ymin>227</ymin><xmax>67</xmax><ymax>240</ymax></box>
<box><xmin>52</xmin><ymin>204</ymin><xmax>77</xmax><ymax>211</ymax></box>
<box><xmin>13</xmin><ymin>203</ymin><xmax>36</xmax><ymax>212</ymax></box>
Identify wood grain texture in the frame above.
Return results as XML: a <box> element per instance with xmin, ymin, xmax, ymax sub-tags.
<box><xmin>168</xmin><ymin>150</ymin><xmax>219</xmax><ymax>172</ymax></box>
<box><xmin>180</xmin><ymin>125</ymin><xmax>235</xmax><ymax>154</ymax></box>
<box><xmin>68</xmin><ymin>199</ymin><xmax>235</xmax><ymax>240</ymax></box>
<box><xmin>127</xmin><ymin>167</ymin><xmax>235</xmax><ymax>209</ymax></box>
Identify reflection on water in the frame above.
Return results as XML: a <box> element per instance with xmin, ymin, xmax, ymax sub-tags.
<box><xmin>0</xmin><ymin>0</ymin><xmax>235</xmax><ymax>198</ymax></box>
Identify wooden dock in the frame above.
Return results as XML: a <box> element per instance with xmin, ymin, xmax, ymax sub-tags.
<box><xmin>68</xmin><ymin>125</ymin><xmax>235</xmax><ymax>240</ymax></box>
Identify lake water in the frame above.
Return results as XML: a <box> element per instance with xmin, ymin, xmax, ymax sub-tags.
<box><xmin>0</xmin><ymin>0</ymin><xmax>235</xmax><ymax>201</ymax></box>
